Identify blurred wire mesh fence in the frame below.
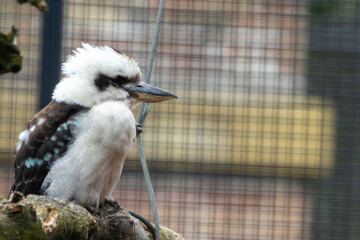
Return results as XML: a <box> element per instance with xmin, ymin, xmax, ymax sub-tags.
<box><xmin>1</xmin><ymin>1</ymin><xmax>360</xmax><ymax>239</ymax></box>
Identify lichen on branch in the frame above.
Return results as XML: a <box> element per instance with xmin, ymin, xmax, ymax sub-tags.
<box><xmin>0</xmin><ymin>192</ymin><xmax>184</xmax><ymax>240</ymax></box>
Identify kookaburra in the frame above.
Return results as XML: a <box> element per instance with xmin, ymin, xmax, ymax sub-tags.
<box><xmin>10</xmin><ymin>43</ymin><xmax>177</xmax><ymax>211</ymax></box>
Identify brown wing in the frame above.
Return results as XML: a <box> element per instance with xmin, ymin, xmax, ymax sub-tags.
<box><xmin>10</xmin><ymin>100</ymin><xmax>87</xmax><ymax>196</ymax></box>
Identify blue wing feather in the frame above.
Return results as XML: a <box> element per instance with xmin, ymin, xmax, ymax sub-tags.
<box><xmin>10</xmin><ymin>100</ymin><xmax>86</xmax><ymax>196</ymax></box>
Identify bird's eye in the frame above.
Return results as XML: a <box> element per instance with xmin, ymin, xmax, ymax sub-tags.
<box><xmin>112</xmin><ymin>75</ymin><xmax>128</xmax><ymax>87</ymax></box>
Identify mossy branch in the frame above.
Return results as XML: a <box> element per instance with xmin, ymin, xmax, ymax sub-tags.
<box><xmin>17</xmin><ymin>0</ymin><xmax>48</xmax><ymax>13</ymax></box>
<box><xmin>0</xmin><ymin>192</ymin><xmax>184</xmax><ymax>240</ymax></box>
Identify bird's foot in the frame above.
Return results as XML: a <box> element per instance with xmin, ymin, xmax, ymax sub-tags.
<box><xmin>105</xmin><ymin>198</ymin><xmax>123</xmax><ymax>210</ymax></box>
<box><xmin>85</xmin><ymin>205</ymin><xmax>102</xmax><ymax>218</ymax></box>
<box><xmin>136</xmin><ymin>122</ymin><xmax>143</xmax><ymax>134</ymax></box>
<box><xmin>71</xmin><ymin>200</ymin><xmax>101</xmax><ymax>217</ymax></box>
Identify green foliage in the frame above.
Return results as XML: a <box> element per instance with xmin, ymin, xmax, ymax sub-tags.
<box><xmin>0</xmin><ymin>27</ymin><xmax>22</xmax><ymax>75</ymax></box>
<box><xmin>17</xmin><ymin>0</ymin><xmax>48</xmax><ymax>12</ymax></box>
<box><xmin>311</xmin><ymin>0</ymin><xmax>357</xmax><ymax>17</ymax></box>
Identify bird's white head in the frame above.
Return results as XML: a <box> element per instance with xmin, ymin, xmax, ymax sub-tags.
<box><xmin>53</xmin><ymin>43</ymin><xmax>176</xmax><ymax>107</ymax></box>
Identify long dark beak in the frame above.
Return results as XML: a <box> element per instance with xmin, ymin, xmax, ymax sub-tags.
<box><xmin>124</xmin><ymin>82</ymin><xmax>178</xmax><ymax>103</ymax></box>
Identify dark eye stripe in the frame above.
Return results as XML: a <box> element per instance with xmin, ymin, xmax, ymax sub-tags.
<box><xmin>94</xmin><ymin>73</ymin><xmax>110</xmax><ymax>91</ymax></box>
<box><xmin>112</xmin><ymin>75</ymin><xmax>128</xmax><ymax>87</ymax></box>
<box><xmin>94</xmin><ymin>73</ymin><xmax>135</xmax><ymax>91</ymax></box>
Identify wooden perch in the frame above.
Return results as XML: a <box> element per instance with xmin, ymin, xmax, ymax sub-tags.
<box><xmin>0</xmin><ymin>192</ymin><xmax>184</xmax><ymax>240</ymax></box>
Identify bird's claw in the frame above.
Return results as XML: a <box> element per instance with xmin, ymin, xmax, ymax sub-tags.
<box><xmin>85</xmin><ymin>206</ymin><xmax>102</xmax><ymax>218</ymax></box>
<box><xmin>113</xmin><ymin>200</ymin><xmax>123</xmax><ymax>210</ymax></box>
<box><xmin>136</xmin><ymin>122</ymin><xmax>143</xmax><ymax>134</ymax></box>
<box><xmin>105</xmin><ymin>199</ymin><xmax>123</xmax><ymax>210</ymax></box>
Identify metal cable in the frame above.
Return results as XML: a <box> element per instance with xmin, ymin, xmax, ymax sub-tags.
<box><xmin>136</xmin><ymin>0</ymin><xmax>166</xmax><ymax>239</ymax></box>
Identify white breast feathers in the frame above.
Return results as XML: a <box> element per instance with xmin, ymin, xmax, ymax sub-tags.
<box><xmin>42</xmin><ymin>100</ymin><xmax>136</xmax><ymax>209</ymax></box>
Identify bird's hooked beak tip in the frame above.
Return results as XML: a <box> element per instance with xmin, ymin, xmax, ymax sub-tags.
<box><xmin>124</xmin><ymin>82</ymin><xmax>178</xmax><ymax>103</ymax></box>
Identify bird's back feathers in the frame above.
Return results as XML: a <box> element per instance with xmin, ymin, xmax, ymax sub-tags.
<box><xmin>11</xmin><ymin>100</ymin><xmax>87</xmax><ymax>195</ymax></box>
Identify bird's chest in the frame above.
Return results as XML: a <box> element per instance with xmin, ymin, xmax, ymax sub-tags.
<box><xmin>42</xmin><ymin>101</ymin><xmax>136</xmax><ymax>206</ymax></box>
